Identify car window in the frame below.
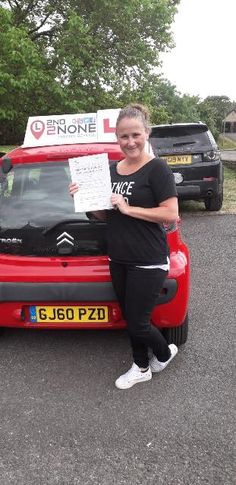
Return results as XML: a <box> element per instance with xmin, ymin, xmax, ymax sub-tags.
<box><xmin>150</xmin><ymin>125</ymin><xmax>213</xmax><ymax>152</ymax></box>
<box><xmin>0</xmin><ymin>160</ymin><xmax>109</xmax><ymax>257</ymax></box>
<box><xmin>0</xmin><ymin>161</ymin><xmax>87</xmax><ymax>229</ymax></box>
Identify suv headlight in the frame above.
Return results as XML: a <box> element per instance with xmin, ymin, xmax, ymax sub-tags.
<box><xmin>203</xmin><ymin>150</ymin><xmax>220</xmax><ymax>162</ymax></box>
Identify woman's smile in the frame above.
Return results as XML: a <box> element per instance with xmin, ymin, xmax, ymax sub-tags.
<box><xmin>116</xmin><ymin>119</ymin><xmax>149</xmax><ymax>158</ymax></box>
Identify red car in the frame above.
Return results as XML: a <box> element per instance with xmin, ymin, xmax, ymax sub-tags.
<box><xmin>0</xmin><ymin>143</ymin><xmax>190</xmax><ymax>345</ymax></box>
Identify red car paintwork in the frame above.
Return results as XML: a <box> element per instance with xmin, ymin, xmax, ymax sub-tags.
<box><xmin>0</xmin><ymin>143</ymin><xmax>190</xmax><ymax>331</ymax></box>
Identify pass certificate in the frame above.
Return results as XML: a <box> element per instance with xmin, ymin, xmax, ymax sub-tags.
<box><xmin>68</xmin><ymin>153</ymin><xmax>113</xmax><ymax>212</ymax></box>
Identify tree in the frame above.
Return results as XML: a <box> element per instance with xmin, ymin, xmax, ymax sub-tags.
<box><xmin>0</xmin><ymin>1</ymin><xmax>182</xmax><ymax>141</ymax></box>
<box><xmin>0</xmin><ymin>7</ymin><xmax>73</xmax><ymax>143</ymax></box>
<box><xmin>0</xmin><ymin>1</ymin><xmax>68</xmax><ymax>43</ymax></box>
<box><xmin>199</xmin><ymin>96</ymin><xmax>235</xmax><ymax>139</ymax></box>
<box><xmin>116</xmin><ymin>76</ymin><xmax>201</xmax><ymax>125</ymax></box>
<box><xmin>1</xmin><ymin>1</ymin><xmax>180</xmax><ymax>104</ymax></box>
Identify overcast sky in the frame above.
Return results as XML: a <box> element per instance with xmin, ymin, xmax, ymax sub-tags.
<box><xmin>161</xmin><ymin>0</ymin><xmax>235</xmax><ymax>101</ymax></box>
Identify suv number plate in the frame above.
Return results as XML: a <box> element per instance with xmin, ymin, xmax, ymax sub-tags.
<box><xmin>29</xmin><ymin>305</ymin><xmax>109</xmax><ymax>323</ymax></box>
<box><xmin>163</xmin><ymin>155</ymin><xmax>192</xmax><ymax>165</ymax></box>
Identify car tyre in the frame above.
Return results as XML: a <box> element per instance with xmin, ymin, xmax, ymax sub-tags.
<box><xmin>204</xmin><ymin>192</ymin><xmax>223</xmax><ymax>211</ymax></box>
<box><xmin>162</xmin><ymin>314</ymin><xmax>188</xmax><ymax>346</ymax></box>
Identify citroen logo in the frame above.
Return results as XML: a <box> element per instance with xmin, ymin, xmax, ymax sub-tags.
<box><xmin>56</xmin><ymin>232</ymin><xmax>75</xmax><ymax>247</ymax></box>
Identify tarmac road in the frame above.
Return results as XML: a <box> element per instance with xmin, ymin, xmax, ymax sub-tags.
<box><xmin>0</xmin><ymin>214</ymin><xmax>235</xmax><ymax>485</ymax></box>
<box><xmin>221</xmin><ymin>149</ymin><xmax>236</xmax><ymax>162</ymax></box>
<box><xmin>221</xmin><ymin>149</ymin><xmax>236</xmax><ymax>169</ymax></box>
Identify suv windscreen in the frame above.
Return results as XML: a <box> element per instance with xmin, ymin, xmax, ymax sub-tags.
<box><xmin>150</xmin><ymin>125</ymin><xmax>213</xmax><ymax>154</ymax></box>
<box><xmin>0</xmin><ymin>161</ymin><xmax>107</xmax><ymax>257</ymax></box>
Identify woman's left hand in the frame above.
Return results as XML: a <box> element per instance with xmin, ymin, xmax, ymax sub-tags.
<box><xmin>111</xmin><ymin>194</ymin><xmax>130</xmax><ymax>215</ymax></box>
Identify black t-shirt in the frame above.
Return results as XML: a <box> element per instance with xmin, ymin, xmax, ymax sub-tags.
<box><xmin>107</xmin><ymin>157</ymin><xmax>177</xmax><ymax>265</ymax></box>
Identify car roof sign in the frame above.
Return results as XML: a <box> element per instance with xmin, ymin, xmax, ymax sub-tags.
<box><xmin>23</xmin><ymin>109</ymin><xmax>121</xmax><ymax>148</ymax></box>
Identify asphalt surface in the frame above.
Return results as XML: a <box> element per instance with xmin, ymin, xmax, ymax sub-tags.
<box><xmin>0</xmin><ymin>214</ymin><xmax>235</xmax><ymax>485</ymax></box>
<box><xmin>221</xmin><ymin>149</ymin><xmax>236</xmax><ymax>161</ymax></box>
<box><xmin>221</xmin><ymin>149</ymin><xmax>236</xmax><ymax>167</ymax></box>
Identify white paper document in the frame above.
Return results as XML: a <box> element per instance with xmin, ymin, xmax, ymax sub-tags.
<box><xmin>68</xmin><ymin>153</ymin><xmax>113</xmax><ymax>212</ymax></box>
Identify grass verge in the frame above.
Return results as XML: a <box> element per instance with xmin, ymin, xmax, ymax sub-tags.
<box><xmin>180</xmin><ymin>166</ymin><xmax>236</xmax><ymax>214</ymax></box>
<box><xmin>222</xmin><ymin>166</ymin><xmax>236</xmax><ymax>212</ymax></box>
<box><xmin>218</xmin><ymin>135</ymin><xmax>236</xmax><ymax>150</ymax></box>
<box><xmin>0</xmin><ymin>145</ymin><xmax>17</xmax><ymax>154</ymax></box>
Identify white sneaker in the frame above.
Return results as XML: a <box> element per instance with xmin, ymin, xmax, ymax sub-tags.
<box><xmin>150</xmin><ymin>344</ymin><xmax>178</xmax><ymax>373</ymax></box>
<box><xmin>115</xmin><ymin>363</ymin><xmax>152</xmax><ymax>389</ymax></box>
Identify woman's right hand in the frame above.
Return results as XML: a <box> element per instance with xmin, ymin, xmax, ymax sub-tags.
<box><xmin>69</xmin><ymin>182</ymin><xmax>79</xmax><ymax>196</ymax></box>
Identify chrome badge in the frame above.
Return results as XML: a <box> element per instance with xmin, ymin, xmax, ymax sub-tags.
<box><xmin>56</xmin><ymin>232</ymin><xmax>75</xmax><ymax>247</ymax></box>
<box><xmin>173</xmin><ymin>172</ymin><xmax>183</xmax><ymax>184</ymax></box>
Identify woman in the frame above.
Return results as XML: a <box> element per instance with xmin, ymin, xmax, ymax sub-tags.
<box><xmin>69</xmin><ymin>104</ymin><xmax>179</xmax><ymax>390</ymax></box>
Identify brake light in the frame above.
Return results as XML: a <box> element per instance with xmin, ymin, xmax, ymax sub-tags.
<box><xmin>203</xmin><ymin>150</ymin><xmax>220</xmax><ymax>162</ymax></box>
<box><xmin>112</xmin><ymin>306</ymin><xmax>122</xmax><ymax>322</ymax></box>
<box><xmin>203</xmin><ymin>177</ymin><xmax>216</xmax><ymax>181</ymax></box>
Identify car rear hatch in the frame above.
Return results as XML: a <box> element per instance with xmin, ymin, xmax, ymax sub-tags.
<box><xmin>0</xmin><ymin>160</ymin><xmax>108</xmax><ymax>258</ymax></box>
<box><xmin>0</xmin><ymin>159</ymin><xmax>120</xmax><ymax>327</ymax></box>
<box><xmin>150</xmin><ymin>123</ymin><xmax>219</xmax><ymax>165</ymax></box>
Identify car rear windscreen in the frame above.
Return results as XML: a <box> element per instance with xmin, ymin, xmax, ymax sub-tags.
<box><xmin>0</xmin><ymin>161</ymin><xmax>107</xmax><ymax>256</ymax></box>
<box><xmin>150</xmin><ymin>125</ymin><xmax>212</xmax><ymax>152</ymax></box>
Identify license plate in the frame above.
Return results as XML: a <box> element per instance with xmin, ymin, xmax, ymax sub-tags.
<box><xmin>29</xmin><ymin>306</ymin><xmax>109</xmax><ymax>323</ymax></box>
<box><xmin>163</xmin><ymin>155</ymin><xmax>192</xmax><ymax>165</ymax></box>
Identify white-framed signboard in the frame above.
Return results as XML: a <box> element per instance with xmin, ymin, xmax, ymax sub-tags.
<box><xmin>23</xmin><ymin>109</ymin><xmax>120</xmax><ymax>147</ymax></box>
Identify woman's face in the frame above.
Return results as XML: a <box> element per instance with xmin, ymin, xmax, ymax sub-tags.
<box><xmin>116</xmin><ymin>117</ymin><xmax>149</xmax><ymax>161</ymax></box>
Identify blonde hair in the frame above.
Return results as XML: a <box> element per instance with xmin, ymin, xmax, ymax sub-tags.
<box><xmin>116</xmin><ymin>103</ymin><xmax>150</xmax><ymax>133</ymax></box>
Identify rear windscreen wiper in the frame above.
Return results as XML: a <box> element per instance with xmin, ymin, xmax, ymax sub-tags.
<box><xmin>43</xmin><ymin>218</ymin><xmax>105</xmax><ymax>235</ymax></box>
<box><xmin>173</xmin><ymin>141</ymin><xmax>196</xmax><ymax>147</ymax></box>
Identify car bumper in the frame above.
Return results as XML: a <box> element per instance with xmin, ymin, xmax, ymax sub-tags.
<box><xmin>0</xmin><ymin>245</ymin><xmax>190</xmax><ymax>330</ymax></box>
<box><xmin>172</xmin><ymin>160</ymin><xmax>223</xmax><ymax>200</ymax></box>
<box><xmin>0</xmin><ymin>278</ymin><xmax>181</xmax><ymax>330</ymax></box>
<box><xmin>0</xmin><ymin>279</ymin><xmax>177</xmax><ymax>304</ymax></box>
<box><xmin>176</xmin><ymin>179</ymin><xmax>220</xmax><ymax>198</ymax></box>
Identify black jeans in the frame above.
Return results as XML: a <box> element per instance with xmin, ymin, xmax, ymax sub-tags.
<box><xmin>109</xmin><ymin>261</ymin><xmax>171</xmax><ymax>368</ymax></box>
